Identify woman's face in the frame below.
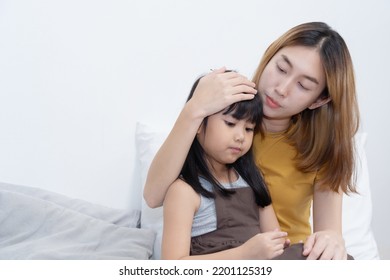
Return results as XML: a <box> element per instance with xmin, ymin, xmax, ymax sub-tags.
<box><xmin>258</xmin><ymin>45</ymin><xmax>327</xmax><ymax>131</ymax></box>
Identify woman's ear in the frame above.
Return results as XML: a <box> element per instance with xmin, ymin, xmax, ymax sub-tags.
<box><xmin>308</xmin><ymin>96</ymin><xmax>331</xmax><ymax>110</ymax></box>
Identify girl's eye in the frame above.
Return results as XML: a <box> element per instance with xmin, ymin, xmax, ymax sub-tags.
<box><xmin>246</xmin><ymin>127</ymin><xmax>255</xmax><ymax>132</ymax></box>
<box><xmin>224</xmin><ymin>121</ymin><xmax>235</xmax><ymax>127</ymax></box>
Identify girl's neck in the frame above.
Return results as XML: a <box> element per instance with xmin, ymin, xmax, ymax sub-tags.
<box><xmin>208</xmin><ymin>162</ymin><xmax>237</xmax><ymax>184</ymax></box>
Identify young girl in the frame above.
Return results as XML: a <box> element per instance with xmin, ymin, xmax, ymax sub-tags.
<box><xmin>162</xmin><ymin>75</ymin><xmax>288</xmax><ymax>260</ymax></box>
<box><xmin>147</xmin><ymin>22</ymin><xmax>359</xmax><ymax>260</ymax></box>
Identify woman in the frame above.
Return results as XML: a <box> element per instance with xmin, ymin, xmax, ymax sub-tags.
<box><xmin>144</xmin><ymin>22</ymin><xmax>359</xmax><ymax>260</ymax></box>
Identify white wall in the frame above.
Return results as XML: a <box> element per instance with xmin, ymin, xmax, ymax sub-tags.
<box><xmin>0</xmin><ymin>0</ymin><xmax>389</xmax><ymax>258</ymax></box>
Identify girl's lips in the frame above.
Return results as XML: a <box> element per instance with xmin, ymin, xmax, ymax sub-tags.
<box><xmin>265</xmin><ymin>95</ymin><xmax>281</xmax><ymax>109</ymax></box>
<box><xmin>229</xmin><ymin>147</ymin><xmax>242</xmax><ymax>154</ymax></box>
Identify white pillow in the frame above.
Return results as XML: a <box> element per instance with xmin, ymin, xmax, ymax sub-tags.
<box><xmin>342</xmin><ymin>133</ymin><xmax>379</xmax><ymax>259</ymax></box>
<box><xmin>0</xmin><ymin>182</ymin><xmax>141</xmax><ymax>228</ymax></box>
<box><xmin>135</xmin><ymin>122</ymin><xmax>379</xmax><ymax>259</ymax></box>
<box><xmin>135</xmin><ymin>122</ymin><xmax>168</xmax><ymax>259</ymax></box>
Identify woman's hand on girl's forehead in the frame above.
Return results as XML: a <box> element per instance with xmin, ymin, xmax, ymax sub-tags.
<box><xmin>189</xmin><ymin>67</ymin><xmax>257</xmax><ymax>118</ymax></box>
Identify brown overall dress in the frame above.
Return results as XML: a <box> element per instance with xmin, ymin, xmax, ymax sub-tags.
<box><xmin>190</xmin><ymin>185</ymin><xmax>353</xmax><ymax>259</ymax></box>
<box><xmin>190</xmin><ymin>187</ymin><xmax>261</xmax><ymax>255</ymax></box>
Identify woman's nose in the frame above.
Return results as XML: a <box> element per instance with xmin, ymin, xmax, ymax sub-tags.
<box><xmin>276</xmin><ymin>79</ymin><xmax>291</xmax><ymax>97</ymax></box>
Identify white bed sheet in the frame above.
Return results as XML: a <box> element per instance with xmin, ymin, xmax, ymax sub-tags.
<box><xmin>0</xmin><ymin>182</ymin><xmax>155</xmax><ymax>259</ymax></box>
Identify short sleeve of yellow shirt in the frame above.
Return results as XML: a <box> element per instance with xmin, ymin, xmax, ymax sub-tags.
<box><xmin>253</xmin><ymin>132</ymin><xmax>317</xmax><ymax>243</ymax></box>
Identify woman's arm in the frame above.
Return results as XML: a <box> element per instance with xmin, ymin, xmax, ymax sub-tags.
<box><xmin>143</xmin><ymin>105</ymin><xmax>204</xmax><ymax>208</ymax></box>
<box><xmin>143</xmin><ymin>68</ymin><xmax>257</xmax><ymax>208</ymax></box>
<box><xmin>303</xmin><ymin>184</ymin><xmax>346</xmax><ymax>260</ymax></box>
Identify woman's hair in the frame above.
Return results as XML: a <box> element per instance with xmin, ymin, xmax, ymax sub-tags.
<box><xmin>180</xmin><ymin>74</ymin><xmax>271</xmax><ymax>207</ymax></box>
<box><xmin>252</xmin><ymin>22</ymin><xmax>360</xmax><ymax>193</ymax></box>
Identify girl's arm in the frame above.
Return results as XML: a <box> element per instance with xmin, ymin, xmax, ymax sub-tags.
<box><xmin>162</xmin><ymin>179</ymin><xmax>241</xmax><ymax>260</ymax></box>
<box><xmin>303</xmin><ymin>184</ymin><xmax>346</xmax><ymax>260</ymax></box>
<box><xmin>259</xmin><ymin>204</ymin><xmax>290</xmax><ymax>248</ymax></box>
<box><xmin>258</xmin><ymin>204</ymin><xmax>280</xmax><ymax>232</ymax></box>
<box><xmin>162</xmin><ymin>179</ymin><xmax>288</xmax><ymax>260</ymax></box>
<box><xmin>143</xmin><ymin>68</ymin><xmax>257</xmax><ymax>208</ymax></box>
<box><xmin>161</xmin><ymin>179</ymin><xmax>200</xmax><ymax>259</ymax></box>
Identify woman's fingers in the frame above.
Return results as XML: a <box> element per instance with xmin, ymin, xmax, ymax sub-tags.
<box><xmin>211</xmin><ymin>66</ymin><xmax>226</xmax><ymax>74</ymax></box>
<box><xmin>189</xmin><ymin>68</ymin><xmax>257</xmax><ymax>117</ymax></box>
<box><xmin>304</xmin><ymin>231</ymin><xmax>347</xmax><ymax>260</ymax></box>
<box><xmin>302</xmin><ymin>234</ymin><xmax>315</xmax><ymax>256</ymax></box>
<box><xmin>210</xmin><ymin>68</ymin><xmax>257</xmax><ymax>90</ymax></box>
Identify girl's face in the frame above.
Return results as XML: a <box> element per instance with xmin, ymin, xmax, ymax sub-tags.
<box><xmin>197</xmin><ymin>111</ymin><xmax>255</xmax><ymax>172</ymax></box>
<box><xmin>258</xmin><ymin>45</ymin><xmax>327</xmax><ymax>131</ymax></box>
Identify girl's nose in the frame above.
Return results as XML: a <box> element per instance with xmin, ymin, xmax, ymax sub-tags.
<box><xmin>234</xmin><ymin>130</ymin><xmax>244</xmax><ymax>142</ymax></box>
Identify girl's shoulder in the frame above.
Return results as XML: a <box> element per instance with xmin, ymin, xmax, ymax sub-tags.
<box><xmin>165</xmin><ymin>178</ymin><xmax>201</xmax><ymax>210</ymax></box>
<box><xmin>169</xmin><ymin>178</ymin><xmax>197</xmax><ymax>193</ymax></box>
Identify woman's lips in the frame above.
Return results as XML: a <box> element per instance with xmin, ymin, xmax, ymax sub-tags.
<box><xmin>265</xmin><ymin>95</ymin><xmax>281</xmax><ymax>109</ymax></box>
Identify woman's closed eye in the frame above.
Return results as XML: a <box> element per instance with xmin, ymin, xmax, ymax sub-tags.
<box><xmin>298</xmin><ymin>82</ymin><xmax>309</xmax><ymax>90</ymax></box>
<box><xmin>277</xmin><ymin>64</ymin><xmax>287</xmax><ymax>74</ymax></box>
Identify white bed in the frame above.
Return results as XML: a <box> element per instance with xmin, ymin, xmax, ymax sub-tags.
<box><xmin>0</xmin><ymin>122</ymin><xmax>380</xmax><ymax>260</ymax></box>
<box><xmin>0</xmin><ymin>182</ymin><xmax>155</xmax><ymax>259</ymax></box>
<box><xmin>135</xmin><ymin>122</ymin><xmax>380</xmax><ymax>260</ymax></box>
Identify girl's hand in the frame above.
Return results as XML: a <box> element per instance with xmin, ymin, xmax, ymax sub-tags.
<box><xmin>303</xmin><ymin>230</ymin><xmax>347</xmax><ymax>260</ymax></box>
<box><xmin>187</xmin><ymin>67</ymin><xmax>257</xmax><ymax>118</ymax></box>
<box><xmin>238</xmin><ymin>230</ymin><xmax>288</xmax><ymax>259</ymax></box>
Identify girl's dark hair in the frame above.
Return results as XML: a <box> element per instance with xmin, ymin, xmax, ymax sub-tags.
<box><xmin>180</xmin><ymin>73</ymin><xmax>271</xmax><ymax>207</ymax></box>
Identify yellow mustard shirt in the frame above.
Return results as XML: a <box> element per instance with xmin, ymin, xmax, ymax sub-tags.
<box><xmin>253</xmin><ymin>131</ymin><xmax>315</xmax><ymax>244</ymax></box>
